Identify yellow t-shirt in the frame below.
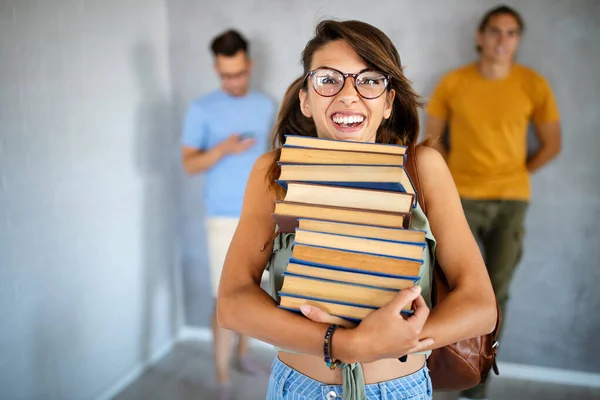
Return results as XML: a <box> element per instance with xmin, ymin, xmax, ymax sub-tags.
<box><xmin>427</xmin><ymin>63</ymin><xmax>560</xmax><ymax>200</ymax></box>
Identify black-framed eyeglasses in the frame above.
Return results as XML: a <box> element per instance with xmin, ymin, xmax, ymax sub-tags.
<box><xmin>305</xmin><ymin>68</ymin><xmax>391</xmax><ymax>99</ymax></box>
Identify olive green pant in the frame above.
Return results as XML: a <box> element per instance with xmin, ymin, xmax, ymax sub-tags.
<box><xmin>458</xmin><ymin>199</ymin><xmax>529</xmax><ymax>400</ymax></box>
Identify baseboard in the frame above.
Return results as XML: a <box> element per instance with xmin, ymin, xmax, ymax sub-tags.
<box><xmin>179</xmin><ymin>326</ymin><xmax>600</xmax><ymax>389</ymax></box>
<box><xmin>178</xmin><ymin>326</ymin><xmax>273</xmax><ymax>350</ymax></box>
<box><xmin>496</xmin><ymin>362</ymin><xmax>600</xmax><ymax>388</ymax></box>
<box><xmin>95</xmin><ymin>339</ymin><xmax>175</xmax><ymax>400</ymax></box>
<box><xmin>178</xmin><ymin>325</ymin><xmax>213</xmax><ymax>342</ymax></box>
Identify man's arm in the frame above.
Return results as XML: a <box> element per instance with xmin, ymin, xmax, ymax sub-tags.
<box><xmin>182</xmin><ymin>146</ymin><xmax>226</xmax><ymax>175</ymax></box>
<box><xmin>527</xmin><ymin>121</ymin><xmax>561</xmax><ymax>173</ymax></box>
<box><xmin>424</xmin><ymin>115</ymin><xmax>449</xmax><ymax>161</ymax></box>
<box><xmin>182</xmin><ymin>134</ymin><xmax>255</xmax><ymax>175</ymax></box>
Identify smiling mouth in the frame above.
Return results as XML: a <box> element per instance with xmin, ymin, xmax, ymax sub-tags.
<box><xmin>331</xmin><ymin>113</ymin><xmax>366</xmax><ymax>128</ymax></box>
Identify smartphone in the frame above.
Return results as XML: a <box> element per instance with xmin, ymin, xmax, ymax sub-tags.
<box><xmin>239</xmin><ymin>133</ymin><xmax>255</xmax><ymax>140</ymax></box>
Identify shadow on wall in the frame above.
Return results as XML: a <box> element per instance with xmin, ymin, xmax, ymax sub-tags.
<box><xmin>131</xmin><ymin>42</ymin><xmax>182</xmax><ymax>362</ymax></box>
<box><xmin>249</xmin><ymin>34</ymin><xmax>269</xmax><ymax>94</ymax></box>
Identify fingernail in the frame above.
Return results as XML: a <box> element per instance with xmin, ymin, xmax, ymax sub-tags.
<box><xmin>410</xmin><ymin>285</ymin><xmax>421</xmax><ymax>292</ymax></box>
<box><xmin>300</xmin><ymin>305</ymin><xmax>311</xmax><ymax>315</ymax></box>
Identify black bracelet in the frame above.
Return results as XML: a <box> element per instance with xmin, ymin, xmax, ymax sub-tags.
<box><xmin>324</xmin><ymin>324</ymin><xmax>341</xmax><ymax>370</ymax></box>
<box><xmin>324</xmin><ymin>324</ymin><xmax>406</xmax><ymax>365</ymax></box>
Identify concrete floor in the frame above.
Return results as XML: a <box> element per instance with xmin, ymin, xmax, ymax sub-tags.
<box><xmin>113</xmin><ymin>340</ymin><xmax>600</xmax><ymax>400</ymax></box>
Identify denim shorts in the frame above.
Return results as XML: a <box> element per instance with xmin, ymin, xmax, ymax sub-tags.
<box><xmin>266</xmin><ymin>357</ymin><xmax>432</xmax><ymax>400</ymax></box>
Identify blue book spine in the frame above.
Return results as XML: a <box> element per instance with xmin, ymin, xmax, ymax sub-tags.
<box><xmin>276</xmin><ymin>179</ymin><xmax>406</xmax><ymax>193</ymax></box>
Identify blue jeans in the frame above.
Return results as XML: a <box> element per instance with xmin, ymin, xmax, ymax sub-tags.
<box><xmin>266</xmin><ymin>357</ymin><xmax>432</xmax><ymax>400</ymax></box>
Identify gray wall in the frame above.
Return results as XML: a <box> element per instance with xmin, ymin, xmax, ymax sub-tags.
<box><xmin>0</xmin><ymin>0</ymin><xmax>182</xmax><ymax>399</ymax></box>
<box><xmin>170</xmin><ymin>0</ymin><xmax>600</xmax><ymax>373</ymax></box>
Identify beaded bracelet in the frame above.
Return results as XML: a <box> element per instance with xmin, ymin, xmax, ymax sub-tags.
<box><xmin>323</xmin><ymin>324</ymin><xmax>407</xmax><ymax>366</ymax></box>
<box><xmin>324</xmin><ymin>324</ymin><xmax>341</xmax><ymax>370</ymax></box>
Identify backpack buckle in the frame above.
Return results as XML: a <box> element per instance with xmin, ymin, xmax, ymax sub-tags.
<box><xmin>491</xmin><ymin>340</ymin><xmax>500</xmax><ymax>375</ymax></box>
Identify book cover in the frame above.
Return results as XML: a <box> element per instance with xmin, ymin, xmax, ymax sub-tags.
<box><xmin>278</xmin><ymin>292</ymin><xmax>414</xmax><ymax>321</ymax></box>
<box><xmin>294</xmin><ymin>229</ymin><xmax>426</xmax><ymax>259</ymax></box>
<box><xmin>282</xmin><ymin>182</ymin><xmax>414</xmax><ymax>214</ymax></box>
<box><xmin>279</xmin><ymin>146</ymin><xmax>406</xmax><ymax>166</ymax></box>
<box><xmin>283</xmin><ymin>134</ymin><xmax>407</xmax><ymax>155</ymax></box>
<box><xmin>297</xmin><ymin>218</ymin><xmax>427</xmax><ymax>243</ymax></box>
<box><xmin>273</xmin><ymin>202</ymin><xmax>412</xmax><ymax>232</ymax></box>
<box><xmin>277</xmin><ymin>163</ymin><xmax>418</xmax><ymax>207</ymax></box>
<box><xmin>291</xmin><ymin>244</ymin><xmax>423</xmax><ymax>278</ymax></box>
<box><xmin>288</xmin><ymin>258</ymin><xmax>421</xmax><ymax>281</ymax></box>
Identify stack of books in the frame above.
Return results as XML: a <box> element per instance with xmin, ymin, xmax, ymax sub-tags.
<box><xmin>274</xmin><ymin>135</ymin><xmax>426</xmax><ymax>322</ymax></box>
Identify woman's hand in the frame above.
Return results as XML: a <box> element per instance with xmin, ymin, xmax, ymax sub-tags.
<box><xmin>338</xmin><ymin>286</ymin><xmax>433</xmax><ymax>364</ymax></box>
<box><xmin>299</xmin><ymin>304</ymin><xmax>357</xmax><ymax>328</ymax></box>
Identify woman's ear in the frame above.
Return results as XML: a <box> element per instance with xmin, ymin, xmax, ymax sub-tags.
<box><xmin>299</xmin><ymin>89</ymin><xmax>312</xmax><ymax>118</ymax></box>
<box><xmin>383</xmin><ymin>89</ymin><xmax>395</xmax><ymax>120</ymax></box>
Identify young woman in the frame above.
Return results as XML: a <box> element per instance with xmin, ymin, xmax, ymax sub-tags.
<box><xmin>217</xmin><ymin>20</ymin><xmax>497</xmax><ymax>400</ymax></box>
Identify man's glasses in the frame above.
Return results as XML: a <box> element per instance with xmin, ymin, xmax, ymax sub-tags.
<box><xmin>220</xmin><ymin>69</ymin><xmax>249</xmax><ymax>81</ymax></box>
<box><xmin>305</xmin><ymin>68</ymin><xmax>390</xmax><ymax>99</ymax></box>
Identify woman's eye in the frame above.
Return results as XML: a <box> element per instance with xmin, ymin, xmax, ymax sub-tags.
<box><xmin>360</xmin><ymin>78</ymin><xmax>382</xmax><ymax>86</ymax></box>
<box><xmin>321</xmin><ymin>77</ymin><xmax>337</xmax><ymax>84</ymax></box>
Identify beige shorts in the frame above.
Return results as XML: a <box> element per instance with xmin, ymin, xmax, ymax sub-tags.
<box><xmin>206</xmin><ymin>217</ymin><xmax>268</xmax><ymax>297</ymax></box>
<box><xmin>206</xmin><ymin>217</ymin><xmax>239</xmax><ymax>297</ymax></box>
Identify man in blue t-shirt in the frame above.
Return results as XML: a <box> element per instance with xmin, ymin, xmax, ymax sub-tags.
<box><xmin>181</xmin><ymin>29</ymin><xmax>275</xmax><ymax>398</ymax></box>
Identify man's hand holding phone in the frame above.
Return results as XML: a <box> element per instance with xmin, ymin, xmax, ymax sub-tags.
<box><xmin>219</xmin><ymin>133</ymin><xmax>255</xmax><ymax>155</ymax></box>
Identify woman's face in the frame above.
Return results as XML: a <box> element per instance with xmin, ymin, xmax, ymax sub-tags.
<box><xmin>299</xmin><ymin>40</ymin><xmax>395</xmax><ymax>143</ymax></box>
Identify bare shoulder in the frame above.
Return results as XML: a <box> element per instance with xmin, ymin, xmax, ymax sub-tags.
<box><xmin>257</xmin><ymin>149</ymin><xmax>279</xmax><ymax>166</ymax></box>
<box><xmin>251</xmin><ymin>150</ymin><xmax>279</xmax><ymax>178</ymax></box>
<box><xmin>415</xmin><ymin>145</ymin><xmax>449</xmax><ymax>184</ymax></box>
<box><xmin>412</xmin><ymin>144</ymin><xmax>461</xmax><ymax>220</ymax></box>
<box><xmin>415</xmin><ymin>144</ymin><xmax>444</xmax><ymax>164</ymax></box>
<box><xmin>243</xmin><ymin>150</ymin><xmax>279</xmax><ymax>213</ymax></box>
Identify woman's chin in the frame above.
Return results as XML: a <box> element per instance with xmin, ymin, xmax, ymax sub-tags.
<box><xmin>333</xmin><ymin>132</ymin><xmax>361</xmax><ymax>141</ymax></box>
<box><xmin>329</xmin><ymin>124</ymin><xmax>366</xmax><ymax>142</ymax></box>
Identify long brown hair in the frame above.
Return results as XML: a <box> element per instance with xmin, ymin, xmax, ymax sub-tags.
<box><xmin>267</xmin><ymin>20</ymin><xmax>423</xmax><ymax>195</ymax></box>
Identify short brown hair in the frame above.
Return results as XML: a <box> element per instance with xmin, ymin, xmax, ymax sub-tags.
<box><xmin>210</xmin><ymin>29</ymin><xmax>248</xmax><ymax>57</ymax></box>
<box><xmin>477</xmin><ymin>5</ymin><xmax>525</xmax><ymax>53</ymax></box>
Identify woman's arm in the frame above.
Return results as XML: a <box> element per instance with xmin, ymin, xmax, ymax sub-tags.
<box><xmin>217</xmin><ymin>152</ymin><xmax>330</xmax><ymax>357</ymax></box>
<box><xmin>217</xmin><ymin>152</ymin><xmax>432</xmax><ymax>363</ymax></box>
<box><xmin>416</xmin><ymin>146</ymin><xmax>497</xmax><ymax>349</ymax></box>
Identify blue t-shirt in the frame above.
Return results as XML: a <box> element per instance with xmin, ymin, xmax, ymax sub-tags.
<box><xmin>182</xmin><ymin>90</ymin><xmax>276</xmax><ymax>217</ymax></box>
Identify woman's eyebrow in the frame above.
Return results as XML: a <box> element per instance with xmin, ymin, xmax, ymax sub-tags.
<box><xmin>313</xmin><ymin>66</ymin><xmax>371</xmax><ymax>74</ymax></box>
<box><xmin>313</xmin><ymin>65</ymin><xmax>334</xmax><ymax>70</ymax></box>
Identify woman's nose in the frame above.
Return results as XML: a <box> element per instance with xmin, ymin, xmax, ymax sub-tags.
<box><xmin>337</xmin><ymin>77</ymin><xmax>359</xmax><ymax>104</ymax></box>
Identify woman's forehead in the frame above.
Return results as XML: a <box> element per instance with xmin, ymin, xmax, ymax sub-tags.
<box><xmin>311</xmin><ymin>40</ymin><xmax>368</xmax><ymax>73</ymax></box>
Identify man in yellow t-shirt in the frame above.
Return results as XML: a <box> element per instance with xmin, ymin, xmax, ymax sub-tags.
<box><xmin>425</xmin><ymin>6</ymin><xmax>561</xmax><ymax>400</ymax></box>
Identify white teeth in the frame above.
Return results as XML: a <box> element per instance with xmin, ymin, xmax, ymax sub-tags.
<box><xmin>332</xmin><ymin>114</ymin><xmax>364</xmax><ymax>125</ymax></box>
